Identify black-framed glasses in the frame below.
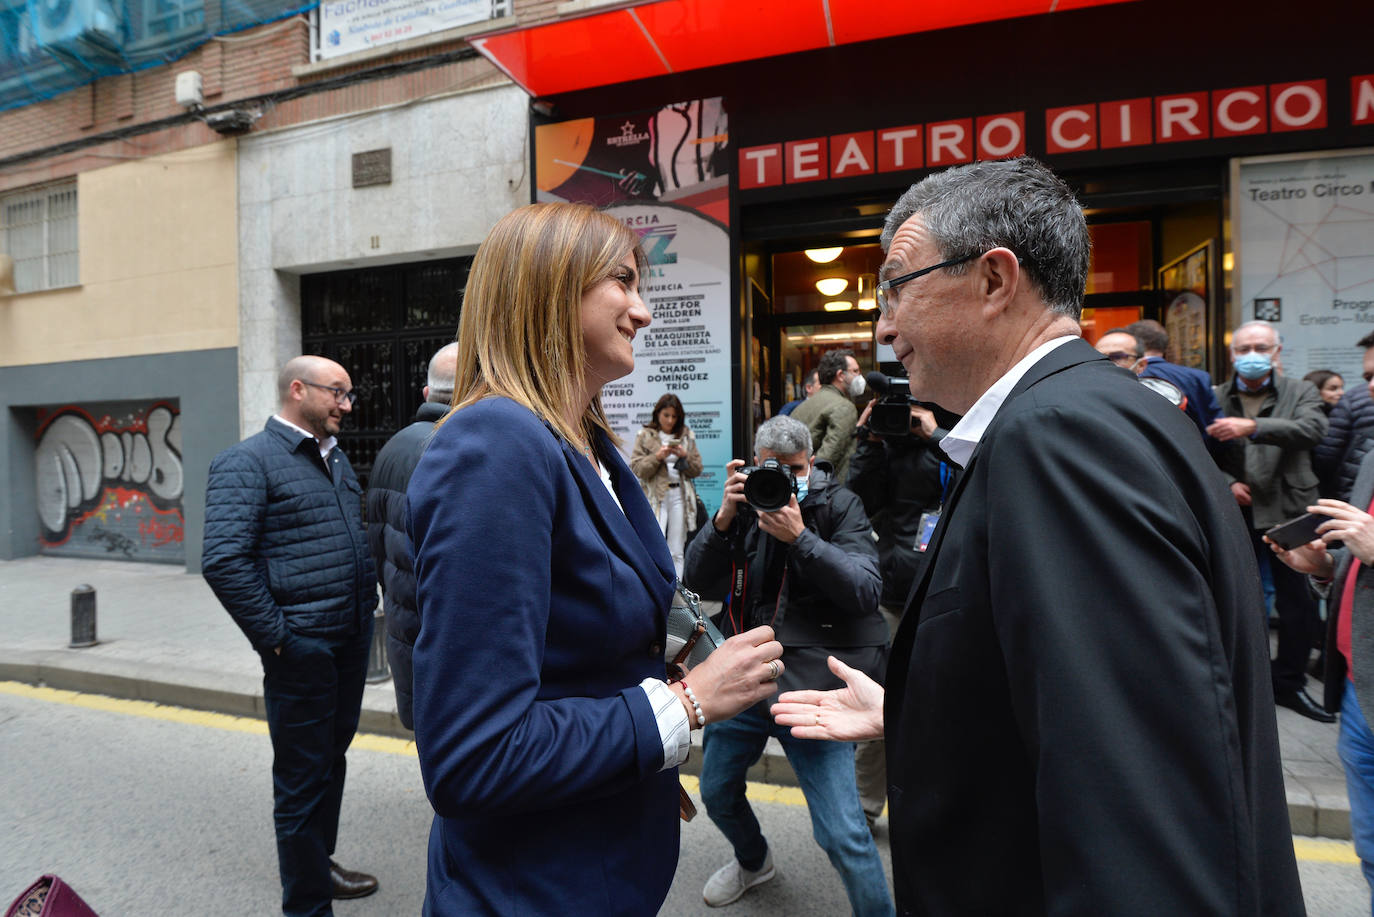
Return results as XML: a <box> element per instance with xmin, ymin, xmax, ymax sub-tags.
<box><xmin>300</xmin><ymin>380</ymin><xmax>358</xmax><ymax>405</ymax></box>
<box><xmin>876</xmin><ymin>253</ymin><xmax>979</xmax><ymax>317</ymax></box>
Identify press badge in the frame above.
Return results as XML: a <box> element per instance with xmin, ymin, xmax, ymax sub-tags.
<box><xmin>916</xmin><ymin>509</ymin><xmax>941</xmax><ymax>552</ymax></box>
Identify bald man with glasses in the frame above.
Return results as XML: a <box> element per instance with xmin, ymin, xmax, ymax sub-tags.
<box><xmin>204</xmin><ymin>355</ymin><xmax>380</xmax><ymax>916</ymax></box>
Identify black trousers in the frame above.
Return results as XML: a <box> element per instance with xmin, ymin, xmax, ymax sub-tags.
<box><xmin>1248</xmin><ymin>525</ymin><xmax>1318</xmax><ymax>695</ymax></box>
<box><xmin>258</xmin><ymin>621</ymin><xmax>372</xmax><ymax>917</ymax></box>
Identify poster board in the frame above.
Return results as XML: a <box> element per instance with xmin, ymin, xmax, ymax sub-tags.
<box><xmin>1233</xmin><ymin>149</ymin><xmax>1374</xmax><ymax>384</ymax></box>
<box><xmin>535</xmin><ymin>99</ymin><xmax>732</xmax><ymax>512</ymax></box>
<box><xmin>1158</xmin><ymin>240</ymin><xmax>1210</xmax><ymax>370</ymax></box>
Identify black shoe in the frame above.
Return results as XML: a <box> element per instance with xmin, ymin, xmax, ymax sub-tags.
<box><xmin>1274</xmin><ymin>689</ymin><xmax>1336</xmax><ymax>723</ymax></box>
<box><xmin>330</xmin><ymin>860</ymin><xmax>378</xmax><ymax>899</ymax></box>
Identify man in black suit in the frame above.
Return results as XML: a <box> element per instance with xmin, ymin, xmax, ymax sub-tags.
<box><xmin>772</xmin><ymin>158</ymin><xmax>1302</xmax><ymax>916</ymax></box>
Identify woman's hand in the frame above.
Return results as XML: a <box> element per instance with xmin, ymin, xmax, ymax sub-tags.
<box><xmin>1313</xmin><ymin>498</ymin><xmax>1374</xmax><ymax>566</ymax></box>
<box><xmin>770</xmin><ymin>656</ymin><xmax>885</xmax><ymax>742</ymax></box>
<box><xmin>679</xmin><ymin>626</ymin><xmax>784</xmax><ymax>725</ymax></box>
<box><xmin>656</xmin><ymin>444</ymin><xmax>673</xmax><ymax>461</ymax></box>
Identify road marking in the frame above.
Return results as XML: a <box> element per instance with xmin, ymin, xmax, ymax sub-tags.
<box><xmin>0</xmin><ymin>681</ymin><xmax>415</xmax><ymax>756</ymax></box>
<box><xmin>2</xmin><ymin>680</ymin><xmax>1362</xmax><ymax>864</ymax></box>
<box><xmin>1293</xmin><ymin>836</ymin><xmax>1360</xmax><ymax>865</ymax></box>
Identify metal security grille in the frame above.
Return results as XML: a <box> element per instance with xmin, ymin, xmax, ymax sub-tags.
<box><xmin>1</xmin><ymin>180</ymin><xmax>78</xmax><ymax>292</ymax></box>
<box><xmin>301</xmin><ymin>257</ymin><xmax>470</xmax><ymax>488</ymax></box>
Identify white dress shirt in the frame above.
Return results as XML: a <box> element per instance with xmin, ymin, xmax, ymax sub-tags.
<box><xmin>271</xmin><ymin>414</ymin><xmax>337</xmax><ymax>460</ymax></box>
<box><xmin>940</xmin><ymin>335</ymin><xmax>1079</xmax><ymax>468</ymax></box>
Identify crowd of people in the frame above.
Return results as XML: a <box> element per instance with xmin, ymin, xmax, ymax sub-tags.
<box><xmin>200</xmin><ymin>156</ymin><xmax>1372</xmax><ymax>917</ymax></box>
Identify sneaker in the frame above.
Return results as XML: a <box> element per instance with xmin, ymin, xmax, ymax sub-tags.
<box><xmin>702</xmin><ymin>848</ymin><xmax>776</xmax><ymax>907</ymax></box>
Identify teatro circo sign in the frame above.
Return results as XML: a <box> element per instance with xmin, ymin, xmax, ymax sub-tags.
<box><xmin>739</xmin><ymin>75</ymin><xmax>1374</xmax><ymax>189</ymax></box>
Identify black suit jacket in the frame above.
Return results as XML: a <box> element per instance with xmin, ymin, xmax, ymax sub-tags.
<box><xmin>885</xmin><ymin>339</ymin><xmax>1302</xmax><ymax>916</ymax></box>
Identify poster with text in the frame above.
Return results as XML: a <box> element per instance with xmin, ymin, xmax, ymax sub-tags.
<box><xmin>536</xmin><ymin>99</ymin><xmax>732</xmax><ymax>513</ymax></box>
<box><xmin>1236</xmin><ymin>150</ymin><xmax>1374</xmax><ymax>386</ymax></box>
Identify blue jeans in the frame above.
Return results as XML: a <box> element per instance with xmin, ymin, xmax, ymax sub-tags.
<box><xmin>259</xmin><ymin>622</ymin><xmax>372</xmax><ymax>917</ymax></box>
<box><xmin>700</xmin><ymin>704</ymin><xmax>895</xmax><ymax>917</ymax></box>
<box><xmin>1339</xmin><ymin>679</ymin><xmax>1374</xmax><ymax>914</ymax></box>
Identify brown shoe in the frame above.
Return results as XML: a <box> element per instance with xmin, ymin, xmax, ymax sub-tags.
<box><xmin>330</xmin><ymin>860</ymin><xmax>378</xmax><ymax>899</ymax></box>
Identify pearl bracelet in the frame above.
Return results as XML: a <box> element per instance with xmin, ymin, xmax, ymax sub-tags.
<box><xmin>681</xmin><ymin>679</ymin><xmax>706</xmax><ymax>727</ymax></box>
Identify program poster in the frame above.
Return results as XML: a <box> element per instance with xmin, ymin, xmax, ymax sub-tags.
<box><xmin>1235</xmin><ymin>150</ymin><xmax>1374</xmax><ymax>385</ymax></box>
<box><xmin>535</xmin><ymin>99</ymin><xmax>732</xmax><ymax>513</ymax></box>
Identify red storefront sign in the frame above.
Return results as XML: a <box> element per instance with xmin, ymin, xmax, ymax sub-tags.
<box><xmin>741</xmin><ymin>77</ymin><xmax>1356</xmax><ymax>189</ymax></box>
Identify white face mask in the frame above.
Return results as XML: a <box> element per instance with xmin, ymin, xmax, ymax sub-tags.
<box><xmin>847</xmin><ymin>372</ymin><xmax>867</xmax><ymax>398</ymax></box>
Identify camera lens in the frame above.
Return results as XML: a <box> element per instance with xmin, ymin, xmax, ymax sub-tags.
<box><xmin>743</xmin><ymin>461</ymin><xmax>795</xmax><ymax>512</ymax></box>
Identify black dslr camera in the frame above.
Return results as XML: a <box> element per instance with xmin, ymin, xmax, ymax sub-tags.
<box><xmin>740</xmin><ymin>458</ymin><xmax>797</xmax><ymax>512</ymax></box>
<box><xmin>863</xmin><ymin>373</ymin><xmax>919</xmax><ymax>439</ymax></box>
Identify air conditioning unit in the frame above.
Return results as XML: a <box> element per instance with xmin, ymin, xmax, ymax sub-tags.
<box><xmin>27</xmin><ymin>0</ymin><xmax>125</xmax><ymax>70</ymax></box>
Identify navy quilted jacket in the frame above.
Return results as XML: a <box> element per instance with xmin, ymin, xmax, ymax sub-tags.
<box><xmin>1313</xmin><ymin>383</ymin><xmax>1374</xmax><ymax>500</ymax></box>
<box><xmin>203</xmin><ymin>418</ymin><xmax>377</xmax><ymax>652</ymax></box>
<box><xmin>365</xmin><ymin>401</ymin><xmax>445</xmax><ymax>730</ymax></box>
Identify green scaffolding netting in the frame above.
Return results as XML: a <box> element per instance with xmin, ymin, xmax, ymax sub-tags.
<box><xmin>0</xmin><ymin>0</ymin><xmax>318</xmax><ymax>114</ymax></box>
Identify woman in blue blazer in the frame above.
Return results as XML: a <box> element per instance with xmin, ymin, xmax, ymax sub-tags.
<box><xmin>407</xmin><ymin>202</ymin><xmax>784</xmax><ymax>916</ymax></box>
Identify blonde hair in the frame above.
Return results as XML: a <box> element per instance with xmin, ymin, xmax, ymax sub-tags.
<box><xmin>446</xmin><ymin>202</ymin><xmax>646</xmax><ymax>449</ymax></box>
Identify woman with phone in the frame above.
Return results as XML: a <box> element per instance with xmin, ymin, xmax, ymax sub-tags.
<box><xmin>631</xmin><ymin>392</ymin><xmax>704</xmax><ymax>579</ymax></box>
<box><xmin>407</xmin><ymin>203</ymin><xmax>784</xmax><ymax>916</ymax></box>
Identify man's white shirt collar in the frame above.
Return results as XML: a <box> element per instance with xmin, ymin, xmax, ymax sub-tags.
<box><xmin>272</xmin><ymin>414</ymin><xmax>337</xmax><ymax>460</ymax></box>
<box><xmin>940</xmin><ymin>335</ymin><xmax>1080</xmax><ymax>468</ymax></box>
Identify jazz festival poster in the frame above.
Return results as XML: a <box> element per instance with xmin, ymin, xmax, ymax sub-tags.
<box><xmin>535</xmin><ymin>99</ymin><xmax>732</xmax><ymax>512</ymax></box>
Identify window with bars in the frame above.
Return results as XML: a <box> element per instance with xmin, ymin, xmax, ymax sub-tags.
<box><xmin>2</xmin><ymin>180</ymin><xmax>78</xmax><ymax>293</ymax></box>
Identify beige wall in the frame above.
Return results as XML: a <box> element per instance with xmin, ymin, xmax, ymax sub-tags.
<box><xmin>0</xmin><ymin>141</ymin><xmax>239</xmax><ymax>366</ymax></box>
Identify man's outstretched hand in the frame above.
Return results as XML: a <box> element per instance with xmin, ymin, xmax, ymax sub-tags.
<box><xmin>770</xmin><ymin>655</ymin><xmax>885</xmax><ymax>742</ymax></box>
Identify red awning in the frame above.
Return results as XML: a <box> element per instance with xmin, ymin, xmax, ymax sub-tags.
<box><xmin>472</xmin><ymin>0</ymin><xmax>1135</xmax><ymax>98</ymax></box>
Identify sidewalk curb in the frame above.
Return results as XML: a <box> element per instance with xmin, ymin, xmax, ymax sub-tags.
<box><xmin>0</xmin><ymin>647</ymin><xmax>1347</xmax><ymax>839</ymax></box>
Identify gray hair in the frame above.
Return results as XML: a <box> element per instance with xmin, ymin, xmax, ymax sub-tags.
<box><xmin>1231</xmin><ymin>320</ymin><xmax>1282</xmax><ymax>349</ymax></box>
<box><xmin>755</xmin><ymin>415</ymin><xmax>812</xmax><ymax>457</ymax></box>
<box><xmin>880</xmin><ymin>157</ymin><xmax>1090</xmax><ymax>319</ymax></box>
<box><xmin>426</xmin><ymin>342</ymin><xmax>459</xmax><ymax>403</ymax></box>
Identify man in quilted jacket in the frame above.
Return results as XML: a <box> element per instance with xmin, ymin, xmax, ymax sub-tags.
<box><xmin>203</xmin><ymin>355</ymin><xmax>379</xmax><ymax>917</ymax></box>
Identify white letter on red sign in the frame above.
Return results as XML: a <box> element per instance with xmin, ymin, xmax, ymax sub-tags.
<box><xmin>743</xmin><ymin>147</ymin><xmax>778</xmax><ymax>186</ymax></box>
<box><xmin>1274</xmin><ymin>84</ymin><xmax>1323</xmax><ymax>128</ymax></box>
<box><xmin>878</xmin><ymin>127</ymin><xmax>920</xmax><ymax>170</ymax></box>
<box><xmin>1355</xmin><ymin>75</ymin><xmax>1374</xmax><ymax>126</ymax></box>
<box><xmin>833</xmin><ymin>137</ymin><xmax>871</xmax><ymax>174</ymax></box>
<box><xmin>791</xmin><ymin>141</ymin><xmax>822</xmax><ymax>180</ymax></box>
<box><xmin>1216</xmin><ymin>90</ymin><xmax>1262</xmax><ymax>133</ymax></box>
<box><xmin>978</xmin><ymin>116</ymin><xmax>1022</xmax><ymax>158</ymax></box>
<box><xmin>1050</xmin><ymin>109</ymin><xmax>1092</xmax><ymax>150</ymax></box>
<box><xmin>1160</xmin><ymin>97</ymin><xmax>1203</xmax><ymax>138</ymax></box>
<box><xmin>930</xmin><ymin>124</ymin><xmax>967</xmax><ymax>164</ymax></box>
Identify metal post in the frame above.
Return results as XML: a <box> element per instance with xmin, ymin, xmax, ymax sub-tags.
<box><xmin>366</xmin><ymin>607</ymin><xmax>390</xmax><ymax>683</ymax></box>
<box><xmin>70</xmin><ymin>585</ymin><xmax>98</xmax><ymax>648</ymax></box>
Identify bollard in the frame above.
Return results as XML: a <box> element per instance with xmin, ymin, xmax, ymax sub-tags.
<box><xmin>70</xmin><ymin>585</ymin><xmax>98</xmax><ymax>648</ymax></box>
<box><xmin>366</xmin><ymin>607</ymin><xmax>390</xmax><ymax>683</ymax></box>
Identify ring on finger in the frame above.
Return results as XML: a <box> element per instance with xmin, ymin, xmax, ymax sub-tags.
<box><xmin>766</xmin><ymin>659</ymin><xmax>780</xmax><ymax>682</ymax></box>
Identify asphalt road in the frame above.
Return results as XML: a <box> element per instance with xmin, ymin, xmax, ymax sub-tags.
<box><xmin>0</xmin><ymin>683</ymin><xmax>1366</xmax><ymax>916</ymax></box>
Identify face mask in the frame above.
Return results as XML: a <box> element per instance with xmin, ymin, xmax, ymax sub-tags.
<box><xmin>794</xmin><ymin>474</ymin><xmax>810</xmax><ymax>503</ymax></box>
<box><xmin>1234</xmin><ymin>352</ymin><xmax>1272</xmax><ymax>381</ymax></box>
<box><xmin>847</xmin><ymin>373</ymin><xmax>866</xmax><ymax>398</ymax></box>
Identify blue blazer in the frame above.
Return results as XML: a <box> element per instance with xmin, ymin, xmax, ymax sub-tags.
<box><xmin>408</xmin><ymin>397</ymin><xmax>679</xmax><ymax>916</ymax></box>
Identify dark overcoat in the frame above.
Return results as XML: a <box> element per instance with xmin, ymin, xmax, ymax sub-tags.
<box><xmin>885</xmin><ymin>338</ymin><xmax>1303</xmax><ymax>916</ymax></box>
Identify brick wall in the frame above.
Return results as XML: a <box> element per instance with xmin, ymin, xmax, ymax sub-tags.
<box><xmin>0</xmin><ymin>0</ymin><xmax>625</xmax><ymax>187</ymax></box>
<box><xmin>0</xmin><ymin>12</ymin><xmax>516</xmax><ymax>192</ymax></box>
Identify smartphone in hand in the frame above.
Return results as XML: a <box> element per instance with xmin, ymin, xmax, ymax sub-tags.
<box><xmin>1264</xmin><ymin>513</ymin><xmax>1331</xmax><ymax>551</ymax></box>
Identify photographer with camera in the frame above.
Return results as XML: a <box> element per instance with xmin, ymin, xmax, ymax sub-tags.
<box><xmin>683</xmin><ymin>414</ymin><xmax>892</xmax><ymax>915</ymax></box>
<box><xmin>845</xmin><ymin>376</ymin><xmax>949</xmax><ymax>828</ymax></box>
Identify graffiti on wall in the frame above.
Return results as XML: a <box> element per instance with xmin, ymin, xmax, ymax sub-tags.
<box><xmin>35</xmin><ymin>400</ymin><xmax>184</xmax><ymax>563</ymax></box>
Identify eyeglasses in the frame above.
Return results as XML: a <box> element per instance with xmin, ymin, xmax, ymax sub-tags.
<box><xmin>300</xmin><ymin>380</ymin><xmax>358</xmax><ymax>405</ymax></box>
<box><xmin>876</xmin><ymin>253</ymin><xmax>979</xmax><ymax>317</ymax></box>
<box><xmin>1105</xmin><ymin>351</ymin><xmax>1139</xmax><ymax>366</ymax></box>
<box><xmin>1232</xmin><ymin>343</ymin><xmax>1275</xmax><ymax>355</ymax></box>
